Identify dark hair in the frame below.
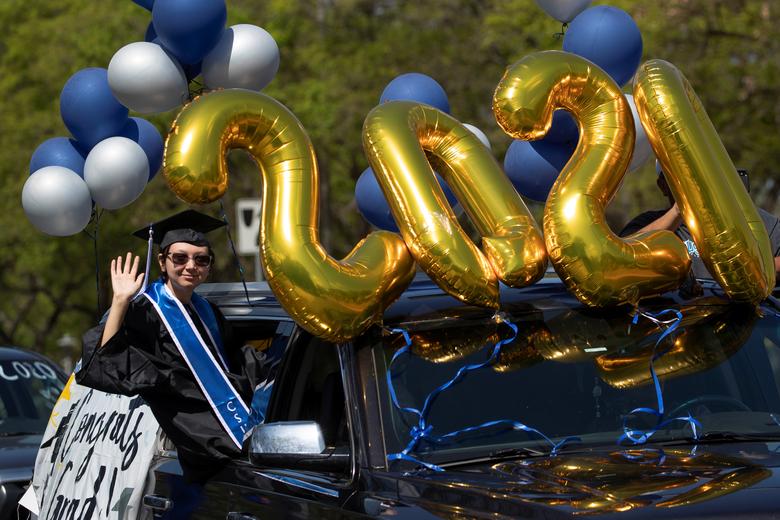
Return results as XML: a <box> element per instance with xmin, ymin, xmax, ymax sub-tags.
<box><xmin>158</xmin><ymin>243</ymin><xmax>215</xmax><ymax>282</ymax></box>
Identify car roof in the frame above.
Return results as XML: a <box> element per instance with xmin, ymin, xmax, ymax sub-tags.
<box><xmin>0</xmin><ymin>345</ymin><xmax>62</xmax><ymax>365</ymax></box>
<box><xmin>199</xmin><ymin>273</ymin><xmax>747</xmax><ymax>326</ymax></box>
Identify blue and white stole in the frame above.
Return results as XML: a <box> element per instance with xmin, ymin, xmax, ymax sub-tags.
<box><xmin>145</xmin><ymin>281</ymin><xmax>257</xmax><ymax>449</ymax></box>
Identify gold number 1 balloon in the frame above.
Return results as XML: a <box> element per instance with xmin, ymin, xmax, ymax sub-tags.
<box><xmin>363</xmin><ymin>101</ymin><xmax>547</xmax><ymax>309</ymax></box>
<box><xmin>164</xmin><ymin>89</ymin><xmax>415</xmax><ymax>342</ymax></box>
<box><xmin>493</xmin><ymin>51</ymin><xmax>691</xmax><ymax>307</ymax></box>
<box><xmin>634</xmin><ymin>60</ymin><xmax>775</xmax><ymax>303</ymax></box>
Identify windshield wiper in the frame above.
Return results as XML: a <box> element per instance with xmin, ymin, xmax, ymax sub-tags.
<box><xmin>437</xmin><ymin>445</ymin><xmax>565</xmax><ymax>469</ymax></box>
<box><xmin>0</xmin><ymin>431</ymin><xmax>40</xmax><ymax>437</ymax></box>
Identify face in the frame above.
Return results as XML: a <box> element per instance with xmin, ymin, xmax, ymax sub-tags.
<box><xmin>159</xmin><ymin>242</ymin><xmax>212</xmax><ymax>291</ymax></box>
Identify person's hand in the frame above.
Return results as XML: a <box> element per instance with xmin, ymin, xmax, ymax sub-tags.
<box><xmin>111</xmin><ymin>253</ymin><xmax>145</xmax><ymax>304</ymax></box>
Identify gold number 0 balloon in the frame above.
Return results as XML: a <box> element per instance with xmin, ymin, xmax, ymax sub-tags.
<box><xmin>493</xmin><ymin>51</ymin><xmax>691</xmax><ymax>307</ymax></box>
<box><xmin>634</xmin><ymin>60</ymin><xmax>775</xmax><ymax>303</ymax></box>
<box><xmin>164</xmin><ymin>89</ymin><xmax>415</xmax><ymax>342</ymax></box>
<box><xmin>363</xmin><ymin>101</ymin><xmax>547</xmax><ymax>309</ymax></box>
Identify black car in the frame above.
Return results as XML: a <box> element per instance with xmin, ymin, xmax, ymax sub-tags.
<box><xmin>144</xmin><ymin>275</ymin><xmax>780</xmax><ymax>519</ymax></box>
<box><xmin>0</xmin><ymin>346</ymin><xmax>67</xmax><ymax>519</ymax></box>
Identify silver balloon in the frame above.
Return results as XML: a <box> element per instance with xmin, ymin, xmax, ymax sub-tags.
<box><xmin>202</xmin><ymin>24</ymin><xmax>280</xmax><ymax>91</ymax></box>
<box><xmin>463</xmin><ymin>123</ymin><xmax>492</xmax><ymax>150</ymax></box>
<box><xmin>534</xmin><ymin>0</ymin><xmax>592</xmax><ymax>22</ymax></box>
<box><xmin>626</xmin><ymin>94</ymin><xmax>653</xmax><ymax>171</ymax></box>
<box><xmin>22</xmin><ymin>166</ymin><xmax>93</xmax><ymax>236</ymax></box>
<box><xmin>108</xmin><ymin>42</ymin><xmax>189</xmax><ymax>114</ymax></box>
<box><xmin>84</xmin><ymin>137</ymin><xmax>148</xmax><ymax>210</ymax></box>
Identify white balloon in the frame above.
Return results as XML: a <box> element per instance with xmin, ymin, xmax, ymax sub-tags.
<box><xmin>22</xmin><ymin>166</ymin><xmax>93</xmax><ymax>236</ymax></box>
<box><xmin>625</xmin><ymin>94</ymin><xmax>653</xmax><ymax>172</ymax></box>
<box><xmin>202</xmin><ymin>24</ymin><xmax>280</xmax><ymax>91</ymax></box>
<box><xmin>84</xmin><ymin>137</ymin><xmax>148</xmax><ymax>210</ymax></box>
<box><xmin>463</xmin><ymin>123</ymin><xmax>491</xmax><ymax>150</ymax></box>
<box><xmin>534</xmin><ymin>0</ymin><xmax>592</xmax><ymax>23</ymax></box>
<box><xmin>108</xmin><ymin>41</ymin><xmax>189</xmax><ymax>114</ymax></box>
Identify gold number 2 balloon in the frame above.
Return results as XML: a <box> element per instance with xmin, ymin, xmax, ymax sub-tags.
<box><xmin>493</xmin><ymin>51</ymin><xmax>691</xmax><ymax>307</ymax></box>
<box><xmin>634</xmin><ymin>60</ymin><xmax>775</xmax><ymax>303</ymax></box>
<box><xmin>363</xmin><ymin>101</ymin><xmax>547</xmax><ymax>309</ymax></box>
<box><xmin>164</xmin><ymin>89</ymin><xmax>415</xmax><ymax>342</ymax></box>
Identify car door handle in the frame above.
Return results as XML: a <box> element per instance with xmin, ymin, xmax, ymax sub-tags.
<box><xmin>227</xmin><ymin>513</ymin><xmax>260</xmax><ymax>520</ymax></box>
<box><xmin>143</xmin><ymin>494</ymin><xmax>173</xmax><ymax>512</ymax></box>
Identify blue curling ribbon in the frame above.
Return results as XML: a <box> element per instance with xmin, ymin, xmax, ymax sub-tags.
<box><xmin>618</xmin><ymin>309</ymin><xmax>702</xmax><ymax>446</ymax></box>
<box><xmin>386</xmin><ymin>317</ymin><xmax>579</xmax><ymax>472</ymax></box>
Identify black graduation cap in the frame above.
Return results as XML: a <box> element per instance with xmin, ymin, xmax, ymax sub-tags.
<box><xmin>133</xmin><ymin>210</ymin><xmax>226</xmax><ymax>250</ymax></box>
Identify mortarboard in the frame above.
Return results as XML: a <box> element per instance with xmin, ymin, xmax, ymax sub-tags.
<box><xmin>133</xmin><ymin>209</ymin><xmax>226</xmax><ymax>250</ymax></box>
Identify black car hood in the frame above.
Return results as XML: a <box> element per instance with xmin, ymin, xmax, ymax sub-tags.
<box><xmin>0</xmin><ymin>434</ymin><xmax>42</xmax><ymax>482</ymax></box>
<box><xmin>393</xmin><ymin>443</ymin><xmax>780</xmax><ymax>518</ymax></box>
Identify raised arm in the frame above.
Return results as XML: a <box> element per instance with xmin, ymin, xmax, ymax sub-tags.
<box><xmin>101</xmin><ymin>252</ymin><xmax>145</xmax><ymax>347</ymax></box>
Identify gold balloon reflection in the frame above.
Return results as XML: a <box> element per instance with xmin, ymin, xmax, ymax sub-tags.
<box><xmin>493</xmin><ymin>51</ymin><xmax>691</xmax><ymax>307</ymax></box>
<box><xmin>164</xmin><ymin>89</ymin><xmax>415</xmax><ymax>342</ymax></box>
<box><xmin>596</xmin><ymin>302</ymin><xmax>757</xmax><ymax>389</ymax></box>
<box><xmin>363</xmin><ymin>101</ymin><xmax>547</xmax><ymax>310</ymax></box>
<box><xmin>497</xmin><ymin>448</ymin><xmax>771</xmax><ymax>514</ymax></box>
<box><xmin>634</xmin><ymin>60</ymin><xmax>776</xmax><ymax>303</ymax></box>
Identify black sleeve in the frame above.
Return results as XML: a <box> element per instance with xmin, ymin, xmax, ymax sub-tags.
<box><xmin>76</xmin><ymin>298</ymin><xmax>168</xmax><ymax>397</ymax></box>
<box><xmin>619</xmin><ymin>210</ymin><xmax>668</xmax><ymax>238</ymax></box>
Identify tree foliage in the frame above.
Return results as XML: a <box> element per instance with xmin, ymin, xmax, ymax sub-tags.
<box><xmin>0</xmin><ymin>0</ymin><xmax>777</xmax><ymax>361</ymax></box>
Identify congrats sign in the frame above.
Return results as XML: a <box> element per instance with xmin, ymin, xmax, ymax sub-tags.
<box><xmin>28</xmin><ymin>376</ymin><xmax>160</xmax><ymax>520</ymax></box>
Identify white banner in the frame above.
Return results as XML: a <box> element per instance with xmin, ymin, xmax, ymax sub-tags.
<box><xmin>27</xmin><ymin>375</ymin><xmax>160</xmax><ymax>520</ymax></box>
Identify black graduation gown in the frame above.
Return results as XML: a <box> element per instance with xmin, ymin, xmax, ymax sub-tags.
<box><xmin>76</xmin><ymin>295</ymin><xmax>270</xmax><ymax>484</ymax></box>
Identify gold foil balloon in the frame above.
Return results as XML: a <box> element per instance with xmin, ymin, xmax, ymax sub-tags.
<box><xmin>363</xmin><ymin>101</ymin><xmax>547</xmax><ymax>310</ymax></box>
<box><xmin>164</xmin><ymin>89</ymin><xmax>415</xmax><ymax>342</ymax></box>
<box><xmin>493</xmin><ymin>51</ymin><xmax>691</xmax><ymax>307</ymax></box>
<box><xmin>633</xmin><ymin>60</ymin><xmax>776</xmax><ymax>303</ymax></box>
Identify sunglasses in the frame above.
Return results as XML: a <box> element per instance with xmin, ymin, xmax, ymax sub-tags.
<box><xmin>166</xmin><ymin>253</ymin><xmax>212</xmax><ymax>268</ymax></box>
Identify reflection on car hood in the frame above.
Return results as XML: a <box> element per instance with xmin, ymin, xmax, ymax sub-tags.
<box><xmin>0</xmin><ymin>434</ymin><xmax>42</xmax><ymax>479</ymax></box>
<box><xmin>395</xmin><ymin>444</ymin><xmax>780</xmax><ymax>518</ymax></box>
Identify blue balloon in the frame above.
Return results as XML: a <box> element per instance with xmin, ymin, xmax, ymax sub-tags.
<box><xmin>504</xmin><ymin>139</ymin><xmax>575</xmax><ymax>202</ymax></box>
<box><xmin>132</xmin><ymin>0</ymin><xmax>155</xmax><ymax>11</ymax></box>
<box><xmin>356</xmin><ymin>167</ymin><xmax>458</xmax><ymax>232</ymax></box>
<box><xmin>119</xmin><ymin>117</ymin><xmax>164</xmax><ymax>180</ymax></box>
<box><xmin>151</xmin><ymin>36</ymin><xmax>201</xmax><ymax>81</ymax></box>
<box><xmin>545</xmin><ymin>110</ymin><xmax>579</xmax><ymax>145</ymax></box>
<box><xmin>145</xmin><ymin>21</ymin><xmax>157</xmax><ymax>42</ymax></box>
<box><xmin>29</xmin><ymin>137</ymin><xmax>88</xmax><ymax>177</ymax></box>
<box><xmin>563</xmin><ymin>6</ymin><xmax>643</xmax><ymax>87</ymax></box>
<box><xmin>380</xmin><ymin>73</ymin><xmax>450</xmax><ymax>114</ymax></box>
<box><xmin>152</xmin><ymin>0</ymin><xmax>226</xmax><ymax>65</ymax></box>
<box><xmin>60</xmin><ymin>68</ymin><xmax>129</xmax><ymax>149</ymax></box>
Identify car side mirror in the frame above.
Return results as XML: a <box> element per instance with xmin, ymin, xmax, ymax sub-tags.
<box><xmin>250</xmin><ymin>421</ymin><xmax>349</xmax><ymax>472</ymax></box>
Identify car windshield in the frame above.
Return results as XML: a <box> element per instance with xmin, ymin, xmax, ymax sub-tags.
<box><xmin>376</xmin><ymin>293</ymin><xmax>780</xmax><ymax>466</ymax></box>
<box><xmin>0</xmin><ymin>356</ymin><xmax>66</xmax><ymax>436</ymax></box>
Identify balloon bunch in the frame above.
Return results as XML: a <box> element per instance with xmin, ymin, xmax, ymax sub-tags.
<box><xmin>355</xmin><ymin>73</ymin><xmax>491</xmax><ymax>231</ymax></box>
<box><xmin>22</xmin><ymin>0</ymin><xmax>280</xmax><ymax>237</ymax></box>
<box><xmin>505</xmin><ymin>2</ymin><xmax>652</xmax><ymax>202</ymax></box>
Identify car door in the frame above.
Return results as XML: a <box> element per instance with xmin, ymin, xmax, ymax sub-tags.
<box><xmin>143</xmin><ymin>320</ymin><xmax>295</xmax><ymax>519</ymax></box>
<box><xmin>223</xmin><ymin>331</ymin><xmax>362</xmax><ymax>520</ymax></box>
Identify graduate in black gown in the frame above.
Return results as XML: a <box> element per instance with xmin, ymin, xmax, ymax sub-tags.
<box><xmin>76</xmin><ymin>210</ymin><xmax>270</xmax><ymax>484</ymax></box>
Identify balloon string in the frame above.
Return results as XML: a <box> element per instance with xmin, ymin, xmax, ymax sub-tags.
<box><xmin>218</xmin><ymin>200</ymin><xmax>252</xmax><ymax>307</ymax></box>
<box><xmin>618</xmin><ymin>309</ymin><xmax>701</xmax><ymax>445</ymax></box>
<box><xmin>553</xmin><ymin>22</ymin><xmax>568</xmax><ymax>40</ymax></box>
<box><xmin>92</xmin><ymin>208</ymin><xmax>102</xmax><ymax>319</ymax></box>
<box><xmin>386</xmin><ymin>316</ymin><xmax>579</xmax><ymax>472</ymax></box>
